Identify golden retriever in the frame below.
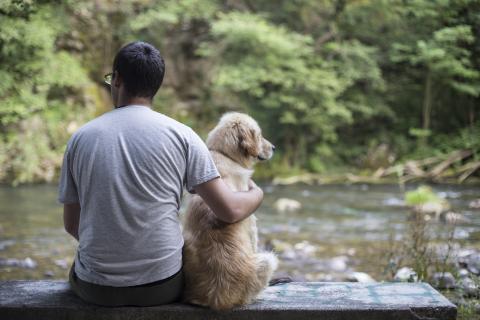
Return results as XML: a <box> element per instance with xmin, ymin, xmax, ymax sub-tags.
<box><xmin>182</xmin><ymin>112</ymin><xmax>278</xmax><ymax>310</ymax></box>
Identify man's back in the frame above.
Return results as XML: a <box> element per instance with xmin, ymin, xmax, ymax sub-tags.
<box><xmin>59</xmin><ymin>105</ymin><xmax>219</xmax><ymax>286</ymax></box>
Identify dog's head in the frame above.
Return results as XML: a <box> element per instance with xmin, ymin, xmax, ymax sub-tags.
<box><xmin>206</xmin><ymin>112</ymin><xmax>275</xmax><ymax>168</ymax></box>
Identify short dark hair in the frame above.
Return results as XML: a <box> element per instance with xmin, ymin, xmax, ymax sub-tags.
<box><xmin>113</xmin><ymin>41</ymin><xmax>165</xmax><ymax>99</ymax></box>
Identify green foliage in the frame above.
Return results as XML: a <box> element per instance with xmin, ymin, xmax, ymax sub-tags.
<box><xmin>199</xmin><ymin>11</ymin><xmax>387</xmax><ymax>170</ymax></box>
<box><xmin>392</xmin><ymin>25</ymin><xmax>480</xmax><ymax>97</ymax></box>
<box><xmin>405</xmin><ymin>186</ymin><xmax>442</xmax><ymax>206</ymax></box>
<box><xmin>1</xmin><ymin>0</ymin><xmax>479</xmax><ymax>184</ymax></box>
<box><xmin>0</xmin><ymin>0</ymin><xmax>95</xmax><ymax>184</ymax></box>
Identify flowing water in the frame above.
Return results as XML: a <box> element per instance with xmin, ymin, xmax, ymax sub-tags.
<box><xmin>0</xmin><ymin>183</ymin><xmax>478</xmax><ymax>281</ymax></box>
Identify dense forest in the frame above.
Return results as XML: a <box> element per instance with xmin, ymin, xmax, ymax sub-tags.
<box><xmin>0</xmin><ymin>0</ymin><xmax>479</xmax><ymax>185</ymax></box>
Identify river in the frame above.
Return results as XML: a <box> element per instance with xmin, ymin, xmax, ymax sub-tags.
<box><xmin>0</xmin><ymin>183</ymin><xmax>478</xmax><ymax>282</ymax></box>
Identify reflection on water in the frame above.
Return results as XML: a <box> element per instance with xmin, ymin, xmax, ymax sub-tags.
<box><xmin>0</xmin><ymin>183</ymin><xmax>479</xmax><ymax>281</ymax></box>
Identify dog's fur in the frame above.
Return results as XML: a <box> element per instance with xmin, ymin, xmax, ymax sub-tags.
<box><xmin>182</xmin><ymin>112</ymin><xmax>278</xmax><ymax>310</ymax></box>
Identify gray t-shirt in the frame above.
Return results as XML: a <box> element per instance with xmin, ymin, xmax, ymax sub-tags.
<box><xmin>58</xmin><ymin>105</ymin><xmax>219</xmax><ymax>287</ymax></box>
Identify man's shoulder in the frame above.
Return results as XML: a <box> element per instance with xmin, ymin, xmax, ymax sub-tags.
<box><xmin>66</xmin><ymin>107</ymin><xmax>198</xmax><ymax>148</ymax></box>
<box><xmin>66</xmin><ymin>112</ymin><xmax>112</xmax><ymax>148</ymax></box>
<box><xmin>149</xmin><ymin>111</ymin><xmax>197</xmax><ymax>139</ymax></box>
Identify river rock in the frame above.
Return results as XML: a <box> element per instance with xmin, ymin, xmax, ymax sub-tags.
<box><xmin>293</xmin><ymin>241</ymin><xmax>317</xmax><ymax>256</ymax></box>
<box><xmin>280</xmin><ymin>248</ymin><xmax>297</xmax><ymax>260</ymax></box>
<box><xmin>263</xmin><ymin>185</ymin><xmax>274</xmax><ymax>194</ymax></box>
<box><xmin>394</xmin><ymin>267</ymin><xmax>418</xmax><ymax>282</ymax></box>
<box><xmin>469</xmin><ymin>199</ymin><xmax>480</xmax><ymax>209</ymax></box>
<box><xmin>44</xmin><ymin>271</ymin><xmax>55</xmax><ymax>278</ymax></box>
<box><xmin>0</xmin><ymin>240</ymin><xmax>15</xmax><ymax>251</ymax></box>
<box><xmin>413</xmin><ymin>202</ymin><xmax>448</xmax><ymax>216</ymax></box>
<box><xmin>346</xmin><ymin>272</ymin><xmax>376</xmax><ymax>283</ymax></box>
<box><xmin>459</xmin><ymin>252</ymin><xmax>480</xmax><ymax>275</ymax></box>
<box><xmin>301</xmin><ymin>190</ymin><xmax>311</xmax><ymax>197</ymax></box>
<box><xmin>431</xmin><ymin>272</ymin><xmax>456</xmax><ymax>289</ymax></box>
<box><xmin>383</xmin><ymin>197</ymin><xmax>405</xmax><ymax>207</ymax></box>
<box><xmin>440</xmin><ymin>211</ymin><xmax>470</xmax><ymax>224</ymax></box>
<box><xmin>328</xmin><ymin>256</ymin><xmax>349</xmax><ymax>272</ymax></box>
<box><xmin>54</xmin><ymin>259</ymin><xmax>69</xmax><ymax>270</ymax></box>
<box><xmin>458</xmin><ymin>277</ymin><xmax>479</xmax><ymax>297</ymax></box>
<box><xmin>0</xmin><ymin>257</ymin><xmax>37</xmax><ymax>269</ymax></box>
<box><xmin>273</xmin><ymin>198</ymin><xmax>302</xmax><ymax>212</ymax></box>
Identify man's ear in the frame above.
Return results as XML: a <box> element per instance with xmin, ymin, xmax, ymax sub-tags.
<box><xmin>113</xmin><ymin>71</ymin><xmax>122</xmax><ymax>88</ymax></box>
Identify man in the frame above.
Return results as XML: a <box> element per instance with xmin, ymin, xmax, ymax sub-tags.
<box><xmin>58</xmin><ymin>41</ymin><xmax>264</xmax><ymax>307</ymax></box>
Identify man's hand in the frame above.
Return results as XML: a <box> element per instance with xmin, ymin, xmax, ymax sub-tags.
<box><xmin>194</xmin><ymin>177</ymin><xmax>264</xmax><ymax>224</ymax></box>
<box><xmin>63</xmin><ymin>203</ymin><xmax>80</xmax><ymax>241</ymax></box>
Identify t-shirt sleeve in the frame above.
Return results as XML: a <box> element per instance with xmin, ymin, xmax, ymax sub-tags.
<box><xmin>185</xmin><ymin>129</ymin><xmax>220</xmax><ymax>194</ymax></box>
<box><xmin>58</xmin><ymin>143</ymin><xmax>79</xmax><ymax>204</ymax></box>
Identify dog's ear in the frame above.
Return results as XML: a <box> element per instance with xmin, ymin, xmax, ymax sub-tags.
<box><xmin>235</xmin><ymin>122</ymin><xmax>259</xmax><ymax>157</ymax></box>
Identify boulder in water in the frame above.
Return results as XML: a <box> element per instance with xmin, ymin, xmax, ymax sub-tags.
<box><xmin>328</xmin><ymin>256</ymin><xmax>349</xmax><ymax>273</ymax></box>
<box><xmin>469</xmin><ymin>199</ymin><xmax>480</xmax><ymax>209</ymax></box>
<box><xmin>273</xmin><ymin>198</ymin><xmax>302</xmax><ymax>212</ymax></box>
<box><xmin>458</xmin><ymin>250</ymin><xmax>480</xmax><ymax>275</ymax></box>
<box><xmin>440</xmin><ymin>211</ymin><xmax>470</xmax><ymax>224</ymax></box>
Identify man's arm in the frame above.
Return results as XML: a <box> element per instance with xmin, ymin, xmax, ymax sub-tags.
<box><xmin>63</xmin><ymin>203</ymin><xmax>80</xmax><ymax>241</ymax></box>
<box><xmin>194</xmin><ymin>177</ymin><xmax>264</xmax><ymax>224</ymax></box>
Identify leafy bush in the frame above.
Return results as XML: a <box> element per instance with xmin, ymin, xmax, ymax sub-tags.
<box><xmin>405</xmin><ymin>186</ymin><xmax>442</xmax><ymax>206</ymax></box>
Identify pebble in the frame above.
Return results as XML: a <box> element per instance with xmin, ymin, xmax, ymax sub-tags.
<box><xmin>273</xmin><ymin>198</ymin><xmax>302</xmax><ymax>212</ymax></box>
<box><xmin>431</xmin><ymin>272</ymin><xmax>456</xmax><ymax>289</ymax></box>
<box><xmin>394</xmin><ymin>267</ymin><xmax>418</xmax><ymax>282</ymax></box>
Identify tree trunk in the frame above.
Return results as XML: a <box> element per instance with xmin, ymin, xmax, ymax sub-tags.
<box><xmin>422</xmin><ymin>71</ymin><xmax>432</xmax><ymax>131</ymax></box>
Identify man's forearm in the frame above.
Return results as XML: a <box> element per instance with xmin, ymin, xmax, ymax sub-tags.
<box><xmin>230</xmin><ymin>185</ymin><xmax>263</xmax><ymax>223</ymax></box>
<box><xmin>194</xmin><ymin>178</ymin><xmax>264</xmax><ymax>224</ymax></box>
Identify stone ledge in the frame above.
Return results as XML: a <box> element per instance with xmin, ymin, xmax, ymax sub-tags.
<box><xmin>0</xmin><ymin>281</ymin><xmax>457</xmax><ymax>320</ymax></box>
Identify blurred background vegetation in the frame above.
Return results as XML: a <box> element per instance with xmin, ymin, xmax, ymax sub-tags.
<box><xmin>0</xmin><ymin>0</ymin><xmax>479</xmax><ymax>185</ymax></box>
<box><xmin>1</xmin><ymin>2</ymin><xmax>480</xmax><ymax>317</ymax></box>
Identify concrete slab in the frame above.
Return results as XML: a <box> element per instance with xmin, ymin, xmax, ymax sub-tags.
<box><xmin>0</xmin><ymin>281</ymin><xmax>457</xmax><ymax>320</ymax></box>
